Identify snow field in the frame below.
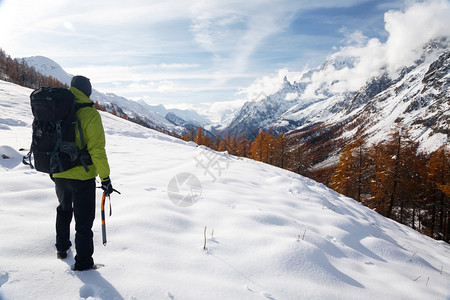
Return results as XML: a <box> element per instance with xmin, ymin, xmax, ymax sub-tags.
<box><xmin>0</xmin><ymin>80</ymin><xmax>449</xmax><ymax>299</ymax></box>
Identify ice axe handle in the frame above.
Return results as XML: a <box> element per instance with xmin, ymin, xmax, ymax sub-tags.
<box><xmin>101</xmin><ymin>192</ymin><xmax>107</xmax><ymax>246</ymax></box>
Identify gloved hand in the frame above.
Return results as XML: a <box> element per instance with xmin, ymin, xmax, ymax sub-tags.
<box><xmin>101</xmin><ymin>177</ymin><xmax>114</xmax><ymax>196</ymax></box>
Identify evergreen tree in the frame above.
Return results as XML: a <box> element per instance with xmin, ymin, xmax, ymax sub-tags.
<box><xmin>229</xmin><ymin>136</ymin><xmax>237</xmax><ymax>156</ymax></box>
<box><xmin>353</xmin><ymin>136</ymin><xmax>369</xmax><ymax>203</ymax></box>
<box><xmin>288</xmin><ymin>142</ymin><xmax>311</xmax><ymax>177</ymax></box>
<box><xmin>236</xmin><ymin>134</ymin><xmax>251</xmax><ymax>157</ymax></box>
<box><xmin>366</xmin><ymin>141</ymin><xmax>385</xmax><ymax>212</ymax></box>
<box><xmin>426</xmin><ymin>145</ymin><xmax>449</xmax><ymax>241</ymax></box>
<box><xmin>250</xmin><ymin>131</ymin><xmax>264</xmax><ymax>161</ymax></box>
<box><xmin>330</xmin><ymin>143</ymin><xmax>355</xmax><ymax>198</ymax></box>
<box><xmin>218</xmin><ymin>132</ymin><xmax>231</xmax><ymax>152</ymax></box>
<box><xmin>264</xmin><ymin>132</ymin><xmax>276</xmax><ymax>164</ymax></box>
<box><xmin>181</xmin><ymin>129</ymin><xmax>194</xmax><ymax>142</ymax></box>
<box><xmin>194</xmin><ymin>126</ymin><xmax>205</xmax><ymax>145</ymax></box>
<box><xmin>275</xmin><ymin>133</ymin><xmax>288</xmax><ymax>168</ymax></box>
<box><xmin>211</xmin><ymin>135</ymin><xmax>221</xmax><ymax>151</ymax></box>
<box><xmin>329</xmin><ymin>136</ymin><xmax>369</xmax><ymax>202</ymax></box>
<box><xmin>369</xmin><ymin>129</ymin><xmax>420</xmax><ymax>219</ymax></box>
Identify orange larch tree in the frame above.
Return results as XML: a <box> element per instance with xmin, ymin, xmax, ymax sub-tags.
<box><xmin>426</xmin><ymin>145</ymin><xmax>449</xmax><ymax>241</ymax></box>
<box><xmin>236</xmin><ymin>134</ymin><xmax>251</xmax><ymax>158</ymax></box>
<box><xmin>250</xmin><ymin>131</ymin><xmax>265</xmax><ymax>161</ymax></box>
<box><xmin>330</xmin><ymin>142</ymin><xmax>356</xmax><ymax>199</ymax></box>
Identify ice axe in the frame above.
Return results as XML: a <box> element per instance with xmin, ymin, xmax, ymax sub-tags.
<box><xmin>100</xmin><ymin>188</ymin><xmax>120</xmax><ymax>246</ymax></box>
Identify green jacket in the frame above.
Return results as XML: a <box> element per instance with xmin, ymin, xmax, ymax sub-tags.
<box><xmin>53</xmin><ymin>87</ymin><xmax>110</xmax><ymax>181</ymax></box>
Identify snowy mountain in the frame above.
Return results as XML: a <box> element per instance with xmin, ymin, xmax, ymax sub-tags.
<box><xmin>1</xmin><ymin>79</ymin><xmax>449</xmax><ymax>299</ymax></box>
<box><xmin>221</xmin><ymin>54</ymin><xmax>362</xmax><ymax>140</ymax></box>
<box><xmin>224</xmin><ymin>78</ymin><xmax>307</xmax><ymax>139</ymax></box>
<box><xmin>345</xmin><ymin>48</ymin><xmax>450</xmax><ymax>152</ymax></box>
<box><xmin>21</xmin><ymin>56</ymin><xmax>211</xmax><ymax>135</ymax></box>
<box><xmin>20</xmin><ymin>56</ymin><xmax>73</xmax><ymax>84</ymax></box>
<box><xmin>223</xmin><ymin>39</ymin><xmax>449</xmax><ymax>157</ymax></box>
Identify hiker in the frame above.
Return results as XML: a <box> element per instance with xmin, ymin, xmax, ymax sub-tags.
<box><xmin>52</xmin><ymin>75</ymin><xmax>114</xmax><ymax>271</ymax></box>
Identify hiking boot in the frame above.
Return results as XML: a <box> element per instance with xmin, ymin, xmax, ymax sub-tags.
<box><xmin>71</xmin><ymin>263</ymin><xmax>97</xmax><ymax>271</ymax></box>
<box><xmin>57</xmin><ymin>251</ymin><xmax>68</xmax><ymax>259</ymax></box>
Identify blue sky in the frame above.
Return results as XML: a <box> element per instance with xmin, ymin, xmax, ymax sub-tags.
<box><xmin>0</xmin><ymin>0</ymin><xmax>448</xmax><ymax>113</ymax></box>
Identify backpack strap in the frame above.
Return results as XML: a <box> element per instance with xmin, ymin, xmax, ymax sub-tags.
<box><xmin>74</xmin><ymin>102</ymin><xmax>95</xmax><ymax>172</ymax></box>
<box><xmin>51</xmin><ymin>121</ymin><xmax>65</xmax><ymax>172</ymax></box>
<box><xmin>22</xmin><ymin>150</ymin><xmax>34</xmax><ymax>169</ymax></box>
<box><xmin>74</xmin><ymin>102</ymin><xmax>95</xmax><ymax>111</ymax></box>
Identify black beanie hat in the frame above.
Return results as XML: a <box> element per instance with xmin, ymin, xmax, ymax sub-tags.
<box><xmin>71</xmin><ymin>75</ymin><xmax>92</xmax><ymax>97</ymax></box>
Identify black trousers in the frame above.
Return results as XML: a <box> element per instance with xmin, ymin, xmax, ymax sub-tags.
<box><xmin>55</xmin><ymin>177</ymin><xmax>96</xmax><ymax>269</ymax></box>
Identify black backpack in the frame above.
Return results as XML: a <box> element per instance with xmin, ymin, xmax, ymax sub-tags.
<box><xmin>23</xmin><ymin>87</ymin><xmax>93</xmax><ymax>174</ymax></box>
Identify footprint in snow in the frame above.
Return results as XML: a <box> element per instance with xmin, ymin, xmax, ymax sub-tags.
<box><xmin>245</xmin><ymin>284</ymin><xmax>254</xmax><ymax>292</ymax></box>
<box><xmin>79</xmin><ymin>284</ymin><xmax>97</xmax><ymax>299</ymax></box>
<box><xmin>0</xmin><ymin>270</ymin><xmax>8</xmax><ymax>287</ymax></box>
<box><xmin>79</xmin><ymin>284</ymin><xmax>112</xmax><ymax>300</ymax></box>
<box><xmin>260</xmin><ymin>291</ymin><xmax>276</xmax><ymax>300</ymax></box>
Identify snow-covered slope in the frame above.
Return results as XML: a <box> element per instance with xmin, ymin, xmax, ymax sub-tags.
<box><xmin>1</xmin><ymin>80</ymin><xmax>449</xmax><ymax>299</ymax></box>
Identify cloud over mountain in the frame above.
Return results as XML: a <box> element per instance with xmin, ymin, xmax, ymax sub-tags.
<box><xmin>241</xmin><ymin>0</ymin><xmax>450</xmax><ymax>101</ymax></box>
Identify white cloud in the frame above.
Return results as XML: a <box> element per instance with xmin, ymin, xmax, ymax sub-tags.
<box><xmin>129</xmin><ymin>80</ymin><xmax>175</xmax><ymax>93</ymax></box>
<box><xmin>326</xmin><ymin>37</ymin><xmax>387</xmax><ymax>93</ymax></box>
<box><xmin>238</xmin><ymin>69</ymin><xmax>290</xmax><ymax>100</ymax></box>
<box><xmin>285</xmin><ymin>92</ymin><xmax>300</xmax><ymax>101</ymax></box>
<box><xmin>203</xmin><ymin>98</ymin><xmax>248</xmax><ymax>123</ymax></box>
<box><xmin>159</xmin><ymin>63</ymin><xmax>200</xmax><ymax>69</ymax></box>
<box><xmin>294</xmin><ymin>0</ymin><xmax>450</xmax><ymax>99</ymax></box>
<box><xmin>189</xmin><ymin>0</ymin><xmax>298</xmax><ymax>76</ymax></box>
<box><xmin>341</xmin><ymin>30</ymin><xmax>369</xmax><ymax>47</ymax></box>
<box><xmin>66</xmin><ymin>64</ymin><xmax>205</xmax><ymax>83</ymax></box>
<box><xmin>384</xmin><ymin>0</ymin><xmax>450</xmax><ymax>71</ymax></box>
<box><xmin>0</xmin><ymin>0</ymin><xmax>190</xmax><ymax>59</ymax></box>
